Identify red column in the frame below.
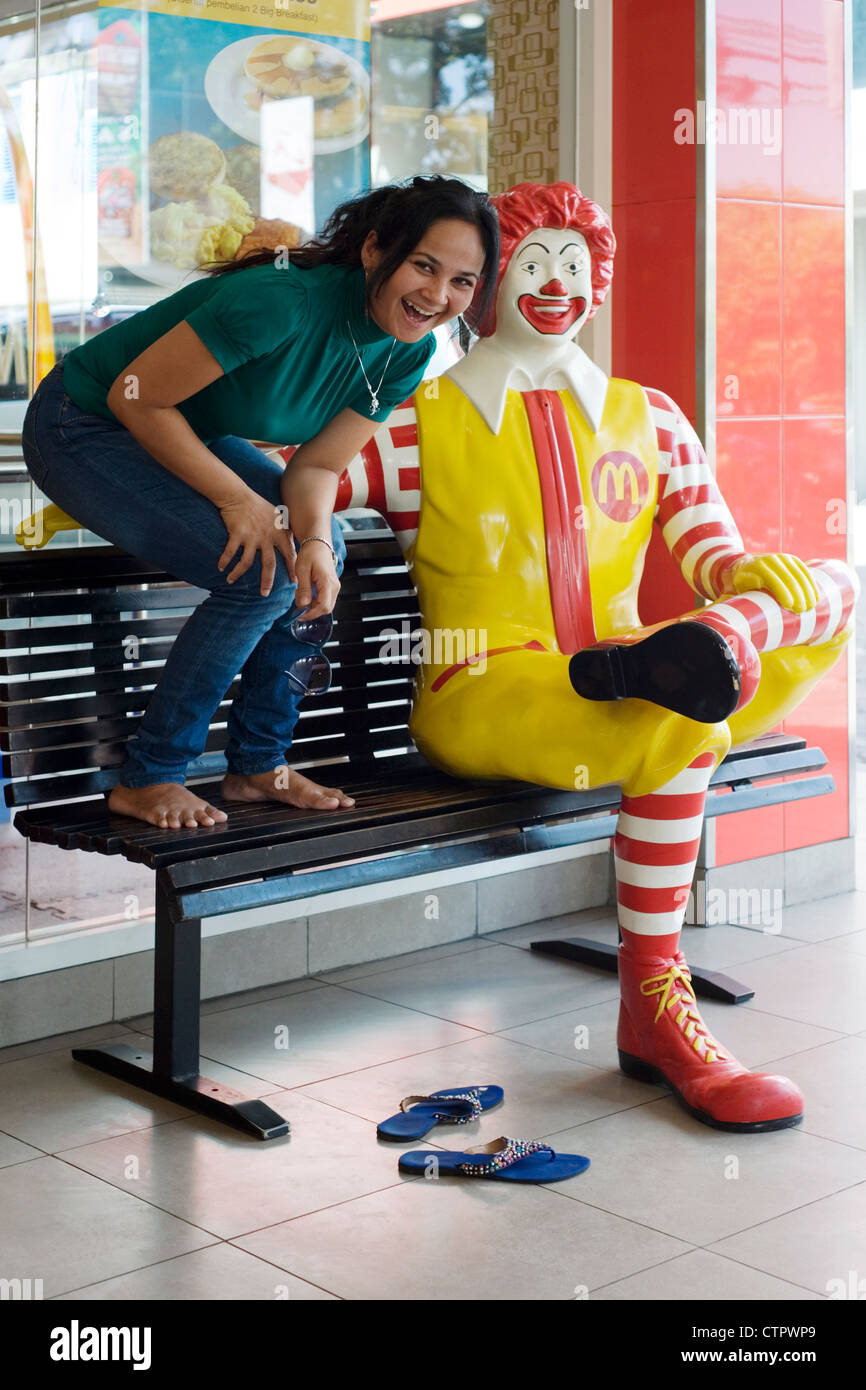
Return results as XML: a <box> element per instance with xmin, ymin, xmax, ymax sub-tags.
<box><xmin>611</xmin><ymin>0</ymin><xmax>698</xmax><ymax>625</ymax></box>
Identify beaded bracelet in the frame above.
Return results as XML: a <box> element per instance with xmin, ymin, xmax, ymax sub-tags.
<box><xmin>298</xmin><ymin>535</ymin><xmax>336</xmax><ymax>564</ymax></box>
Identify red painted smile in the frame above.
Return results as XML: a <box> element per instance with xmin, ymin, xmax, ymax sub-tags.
<box><xmin>519</xmin><ymin>294</ymin><xmax>586</xmax><ymax>335</ymax></box>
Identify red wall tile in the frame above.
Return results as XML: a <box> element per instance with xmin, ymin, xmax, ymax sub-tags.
<box><xmin>782</xmin><ymin>0</ymin><xmax>845</xmax><ymax>205</ymax></box>
<box><xmin>716</xmin><ymin>418</ymin><xmax>783</xmax><ymax>554</ymax></box>
<box><xmin>716</xmin><ymin>200</ymin><xmax>782</xmax><ymax>418</ymax></box>
<box><xmin>781</xmin><ymin>205</ymin><xmax>845</xmax><ymax>417</ymax></box>
<box><xmin>715</xmin><ymin>801</ymin><xmax>785</xmax><ymax>866</ymax></box>
<box><xmin>714</xmin><ymin>416</ymin><xmax>848</xmax><ymax>864</ymax></box>
<box><xmin>717</xmin><ymin>0</ymin><xmax>783</xmax><ymax>200</ymax></box>
<box><xmin>782</xmin><ymin>668</ymin><xmax>849</xmax><ymax>848</ymax></box>
<box><xmin>781</xmin><ymin>416</ymin><xmax>847</xmax><ymax>563</ymax></box>
<box><xmin>780</xmin><ymin>415</ymin><xmax>849</xmax><ymax>847</ymax></box>
<box><xmin>712</xmin><ymin>416</ymin><xmax>782</xmax><ymax>873</ymax></box>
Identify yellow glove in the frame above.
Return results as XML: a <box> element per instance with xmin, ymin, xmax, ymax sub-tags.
<box><xmin>725</xmin><ymin>553</ymin><xmax>820</xmax><ymax>613</ymax></box>
<box><xmin>15</xmin><ymin>503</ymin><xmax>83</xmax><ymax>549</ymax></box>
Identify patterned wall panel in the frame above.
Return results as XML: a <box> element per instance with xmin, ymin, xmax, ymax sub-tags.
<box><xmin>488</xmin><ymin>0</ymin><xmax>560</xmax><ymax>192</ymax></box>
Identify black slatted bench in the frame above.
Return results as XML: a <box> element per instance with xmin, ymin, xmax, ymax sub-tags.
<box><xmin>0</xmin><ymin>529</ymin><xmax>835</xmax><ymax>1139</ymax></box>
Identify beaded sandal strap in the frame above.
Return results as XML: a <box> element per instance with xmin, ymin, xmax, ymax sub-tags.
<box><xmin>430</xmin><ymin>1088</ymin><xmax>483</xmax><ymax>1120</ymax></box>
<box><xmin>398</xmin><ymin>1092</ymin><xmax>479</xmax><ymax>1125</ymax></box>
<box><xmin>458</xmin><ymin>1136</ymin><xmax>555</xmax><ymax>1176</ymax></box>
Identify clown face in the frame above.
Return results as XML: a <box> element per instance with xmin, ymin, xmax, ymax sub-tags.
<box><xmin>497</xmin><ymin>227</ymin><xmax>593</xmax><ymax>348</ymax></box>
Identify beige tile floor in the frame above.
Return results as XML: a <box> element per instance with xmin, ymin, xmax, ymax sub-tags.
<box><xmin>2</xmin><ymin>887</ymin><xmax>866</xmax><ymax>1302</ymax></box>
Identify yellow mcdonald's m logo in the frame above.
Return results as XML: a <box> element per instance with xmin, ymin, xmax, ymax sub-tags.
<box><xmin>598</xmin><ymin>458</ymin><xmax>639</xmax><ymax>505</ymax></box>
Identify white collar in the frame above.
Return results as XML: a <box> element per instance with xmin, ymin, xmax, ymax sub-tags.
<box><xmin>444</xmin><ymin>337</ymin><xmax>609</xmax><ymax>436</ymax></box>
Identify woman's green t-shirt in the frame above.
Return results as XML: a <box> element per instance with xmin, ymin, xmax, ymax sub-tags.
<box><xmin>60</xmin><ymin>262</ymin><xmax>437</xmax><ymax>445</ymax></box>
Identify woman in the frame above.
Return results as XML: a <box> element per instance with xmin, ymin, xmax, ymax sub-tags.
<box><xmin>21</xmin><ymin>175</ymin><xmax>498</xmax><ymax>831</ymax></box>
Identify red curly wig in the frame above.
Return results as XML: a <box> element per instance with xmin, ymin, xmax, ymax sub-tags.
<box><xmin>465</xmin><ymin>182</ymin><xmax>616</xmax><ymax>339</ymax></box>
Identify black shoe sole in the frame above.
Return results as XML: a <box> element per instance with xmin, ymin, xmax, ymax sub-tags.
<box><xmin>569</xmin><ymin>622</ymin><xmax>741</xmax><ymax>723</ymax></box>
<box><xmin>618</xmin><ymin>1049</ymin><xmax>803</xmax><ymax>1133</ymax></box>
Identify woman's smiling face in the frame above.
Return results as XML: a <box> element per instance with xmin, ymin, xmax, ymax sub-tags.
<box><xmin>361</xmin><ymin>218</ymin><xmax>486</xmax><ymax>341</ymax></box>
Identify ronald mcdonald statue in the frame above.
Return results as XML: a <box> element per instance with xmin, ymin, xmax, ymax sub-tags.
<box><xmin>334</xmin><ymin>182</ymin><xmax>858</xmax><ymax>1133</ymax></box>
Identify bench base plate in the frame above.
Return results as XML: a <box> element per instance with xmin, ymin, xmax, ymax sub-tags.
<box><xmin>529</xmin><ymin>938</ymin><xmax>755</xmax><ymax>1005</ymax></box>
<box><xmin>71</xmin><ymin>1043</ymin><xmax>290</xmax><ymax>1140</ymax></box>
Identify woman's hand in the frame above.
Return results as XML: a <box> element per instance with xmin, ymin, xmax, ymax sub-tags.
<box><xmin>217</xmin><ymin>488</ymin><xmax>298</xmax><ymax>596</ymax></box>
<box><xmin>294</xmin><ymin>537</ymin><xmax>340</xmax><ymax>620</ymax></box>
<box><xmin>725</xmin><ymin>552</ymin><xmax>820</xmax><ymax>613</ymax></box>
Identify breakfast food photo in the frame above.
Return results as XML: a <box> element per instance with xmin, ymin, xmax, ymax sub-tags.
<box><xmin>204</xmin><ymin>33</ymin><xmax>370</xmax><ymax>153</ymax></box>
<box><xmin>234</xmin><ymin>216</ymin><xmax>304</xmax><ymax>259</ymax></box>
<box><xmin>149</xmin><ymin>182</ymin><xmax>254</xmax><ymax>271</ymax></box>
<box><xmin>141</xmin><ymin>132</ymin><xmax>251</xmax><ymax>276</ymax></box>
<box><xmin>147</xmin><ymin>130</ymin><xmax>228</xmax><ymax>202</ymax></box>
<box><xmin>98</xmin><ymin>124</ymin><xmax>308</xmax><ymax>285</ymax></box>
<box><xmin>224</xmin><ymin>142</ymin><xmax>262</xmax><ymax>215</ymax></box>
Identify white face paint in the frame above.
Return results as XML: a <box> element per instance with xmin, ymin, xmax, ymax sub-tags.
<box><xmin>494</xmin><ymin>227</ymin><xmax>593</xmax><ymax>357</ymax></box>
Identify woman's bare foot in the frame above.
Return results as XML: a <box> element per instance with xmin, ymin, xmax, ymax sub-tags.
<box><xmin>108</xmin><ymin>781</ymin><xmax>229</xmax><ymax>830</ymax></box>
<box><xmin>221</xmin><ymin>766</ymin><xmax>355</xmax><ymax>811</ymax></box>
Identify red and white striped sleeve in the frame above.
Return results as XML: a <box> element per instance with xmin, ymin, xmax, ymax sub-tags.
<box><xmin>276</xmin><ymin>400</ymin><xmax>422</xmax><ymax>551</ymax></box>
<box><xmin>333</xmin><ymin>399</ymin><xmax>423</xmax><ymax>552</ymax></box>
<box><xmin>646</xmin><ymin>386</ymin><xmax>746</xmax><ymax>600</ymax></box>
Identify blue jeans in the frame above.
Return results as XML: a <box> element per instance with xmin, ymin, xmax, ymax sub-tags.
<box><xmin>20</xmin><ymin>358</ymin><xmax>346</xmax><ymax>788</ymax></box>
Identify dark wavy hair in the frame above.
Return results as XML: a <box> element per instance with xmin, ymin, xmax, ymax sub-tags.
<box><xmin>198</xmin><ymin>175</ymin><xmax>499</xmax><ymax>340</ymax></box>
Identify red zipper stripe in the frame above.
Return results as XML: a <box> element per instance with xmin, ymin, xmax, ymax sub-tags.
<box><xmin>523</xmin><ymin>391</ymin><xmax>595</xmax><ymax>654</ymax></box>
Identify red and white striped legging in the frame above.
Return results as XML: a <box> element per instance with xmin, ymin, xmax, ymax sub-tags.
<box><xmin>614</xmin><ymin>556</ymin><xmax>858</xmax><ymax>951</ymax></box>
<box><xmin>614</xmin><ymin>752</ymin><xmax>716</xmax><ymax>952</ymax></box>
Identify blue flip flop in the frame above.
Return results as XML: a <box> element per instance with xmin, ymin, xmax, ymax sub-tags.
<box><xmin>377</xmin><ymin>1084</ymin><xmax>504</xmax><ymax>1141</ymax></box>
<box><xmin>398</xmin><ymin>1135</ymin><xmax>590</xmax><ymax>1182</ymax></box>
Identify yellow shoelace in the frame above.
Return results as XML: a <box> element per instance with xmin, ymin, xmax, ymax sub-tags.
<box><xmin>639</xmin><ymin>963</ymin><xmax>728</xmax><ymax>1064</ymax></box>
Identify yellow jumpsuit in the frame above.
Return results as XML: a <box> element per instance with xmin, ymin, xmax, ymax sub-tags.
<box><xmin>406</xmin><ymin>377</ymin><xmax>848</xmax><ymax>798</ymax></box>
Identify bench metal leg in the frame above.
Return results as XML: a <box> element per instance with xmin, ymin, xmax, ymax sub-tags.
<box><xmin>529</xmin><ymin>937</ymin><xmax>756</xmax><ymax>1005</ymax></box>
<box><xmin>72</xmin><ymin>871</ymin><xmax>290</xmax><ymax>1140</ymax></box>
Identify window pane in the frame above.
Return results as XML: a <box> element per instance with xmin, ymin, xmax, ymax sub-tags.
<box><xmin>370</xmin><ymin>0</ymin><xmax>490</xmax><ymax>191</ymax></box>
<box><xmin>0</xmin><ymin>0</ymin><xmax>375</xmax><ymax>403</ymax></box>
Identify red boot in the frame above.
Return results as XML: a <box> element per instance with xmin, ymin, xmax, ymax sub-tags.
<box><xmin>617</xmin><ymin>946</ymin><xmax>804</xmax><ymax>1132</ymax></box>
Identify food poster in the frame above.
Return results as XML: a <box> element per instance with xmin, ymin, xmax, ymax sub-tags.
<box><xmin>97</xmin><ymin>0</ymin><xmax>371</xmax><ymax>295</ymax></box>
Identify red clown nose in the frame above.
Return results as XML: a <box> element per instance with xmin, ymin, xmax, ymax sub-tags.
<box><xmin>539</xmin><ymin>279</ymin><xmax>569</xmax><ymax>296</ymax></box>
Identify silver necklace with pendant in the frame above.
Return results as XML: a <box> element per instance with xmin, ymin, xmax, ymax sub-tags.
<box><xmin>347</xmin><ymin>320</ymin><xmax>396</xmax><ymax>416</ymax></box>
